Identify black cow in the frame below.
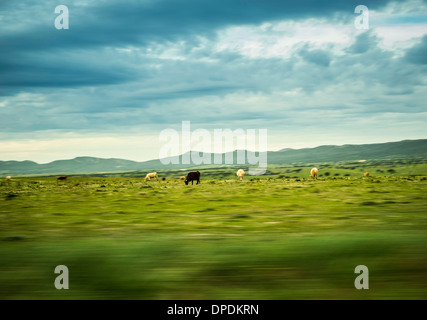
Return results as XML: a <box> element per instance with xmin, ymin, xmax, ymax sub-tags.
<box><xmin>185</xmin><ymin>171</ymin><xmax>200</xmax><ymax>185</ymax></box>
<box><xmin>57</xmin><ymin>176</ymin><xmax>67</xmax><ymax>184</ymax></box>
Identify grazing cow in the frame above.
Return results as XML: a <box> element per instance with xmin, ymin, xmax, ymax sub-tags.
<box><xmin>145</xmin><ymin>172</ymin><xmax>158</xmax><ymax>181</ymax></box>
<box><xmin>236</xmin><ymin>169</ymin><xmax>245</xmax><ymax>181</ymax></box>
<box><xmin>162</xmin><ymin>177</ymin><xmax>166</xmax><ymax>181</ymax></box>
<box><xmin>364</xmin><ymin>172</ymin><xmax>370</xmax><ymax>177</ymax></box>
<box><xmin>179</xmin><ymin>176</ymin><xmax>186</xmax><ymax>181</ymax></box>
<box><xmin>57</xmin><ymin>176</ymin><xmax>67</xmax><ymax>181</ymax></box>
<box><xmin>5</xmin><ymin>176</ymin><xmax>11</xmax><ymax>182</ymax></box>
<box><xmin>310</xmin><ymin>168</ymin><xmax>318</xmax><ymax>180</ymax></box>
<box><xmin>185</xmin><ymin>171</ymin><xmax>200</xmax><ymax>185</ymax></box>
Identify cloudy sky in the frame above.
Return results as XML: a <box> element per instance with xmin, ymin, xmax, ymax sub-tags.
<box><xmin>0</xmin><ymin>0</ymin><xmax>426</xmax><ymax>163</ymax></box>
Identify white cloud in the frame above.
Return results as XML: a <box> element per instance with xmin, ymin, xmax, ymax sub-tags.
<box><xmin>215</xmin><ymin>19</ymin><xmax>354</xmax><ymax>59</ymax></box>
<box><xmin>0</xmin><ymin>93</ymin><xmax>46</xmax><ymax>108</ymax></box>
<box><xmin>374</xmin><ymin>24</ymin><xmax>427</xmax><ymax>51</ymax></box>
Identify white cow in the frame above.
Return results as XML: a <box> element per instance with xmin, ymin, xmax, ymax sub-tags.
<box><xmin>145</xmin><ymin>172</ymin><xmax>158</xmax><ymax>181</ymax></box>
<box><xmin>236</xmin><ymin>169</ymin><xmax>245</xmax><ymax>181</ymax></box>
<box><xmin>310</xmin><ymin>168</ymin><xmax>318</xmax><ymax>180</ymax></box>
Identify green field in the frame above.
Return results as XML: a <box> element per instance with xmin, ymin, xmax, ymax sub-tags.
<box><xmin>1</xmin><ymin>162</ymin><xmax>427</xmax><ymax>299</ymax></box>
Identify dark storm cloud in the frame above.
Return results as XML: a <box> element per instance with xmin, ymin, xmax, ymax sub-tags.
<box><xmin>0</xmin><ymin>51</ymin><xmax>139</xmax><ymax>88</ymax></box>
<box><xmin>405</xmin><ymin>35</ymin><xmax>427</xmax><ymax>64</ymax></box>
<box><xmin>0</xmin><ymin>0</ymin><xmax>397</xmax><ymax>89</ymax></box>
<box><xmin>346</xmin><ymin>31</ymin><xmax>375</xmax><ymax>54</ymax></box>
<box><xmin>298</xmin><ymin>46</ymin><xmax>331</xmax><ymax>67</ymax></box>
<box><xmin>3</xmin><ymin>0</ymin><xmax>396</xmax><ymax>50</ymax></box>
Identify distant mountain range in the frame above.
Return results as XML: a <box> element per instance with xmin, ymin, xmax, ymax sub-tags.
<box><xmin>1</xmin><ymin>139</ymin><xmax>426</xmax><ymax>176</ymax></box>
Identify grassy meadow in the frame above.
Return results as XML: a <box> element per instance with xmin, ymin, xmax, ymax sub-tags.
<box><xmin>1</xmin><ymin>160</ymin><xmax>427</xmax><ymax>299</ymax></box>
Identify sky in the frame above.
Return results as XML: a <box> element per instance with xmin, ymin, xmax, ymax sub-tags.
<box><xmin>0</xmin><ymin>0</ymin><xmax>426</xmax><ymax>163</ymax></box>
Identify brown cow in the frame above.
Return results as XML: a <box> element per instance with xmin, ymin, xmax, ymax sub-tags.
<box><xmin>185</xmin><ymin>171</ymin><xmax>200</xmax><ymax>185</ymax></box>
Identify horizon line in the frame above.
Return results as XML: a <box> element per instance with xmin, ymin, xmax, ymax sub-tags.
<box><xmin>1</xmin><ymin>137</ymin><xmax>426</xmax><ymax>165</ymax></box>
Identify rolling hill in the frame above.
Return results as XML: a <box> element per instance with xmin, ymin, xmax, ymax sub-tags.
<box><xmin>1</xmin><ymin>139</ymin><xmax>426</xmax><ymax>176</ymax></box>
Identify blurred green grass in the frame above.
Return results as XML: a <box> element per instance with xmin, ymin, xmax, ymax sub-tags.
<box><xmin>1</xmin><ymin>233</ymin><xmax>426</xmax><ymax>299</ymax></box>
<box><xmin>1</xmin><ymin>171</ymin><xmax>427</xmax><ymax>299</ymax></box>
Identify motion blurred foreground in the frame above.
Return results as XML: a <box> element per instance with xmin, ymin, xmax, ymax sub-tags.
<box><xmin>1</xmin><ymin>163</ymin><xmax>427</xmax><ymax>299</ymax></box>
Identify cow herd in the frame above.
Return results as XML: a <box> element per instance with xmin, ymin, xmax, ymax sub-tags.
<box><xmin>4</xmin><ymin>167</ymin><xmax>372</xmax><ymax>184</ymax></box>
<box><xmin>142</xmin><ymin>167</ymin><xmax>322</xmax><ymax>186</ymax></box>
